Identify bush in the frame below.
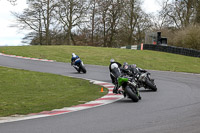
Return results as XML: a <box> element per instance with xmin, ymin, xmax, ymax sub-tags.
<box><xmin>173</xmin><ymin>25</ymin><xmax>200</xmax><ymax>50</ymax></box>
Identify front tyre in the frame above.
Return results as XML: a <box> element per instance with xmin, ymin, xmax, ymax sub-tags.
<box><xmin>124</xmin><ymin>86</ymin><xmax>139</xmax><ymax>102</ymax></box>
<box><xmin>73</xmin><ymin>65</ymin><xmax>80</xmax><ymax>73</ymax></box>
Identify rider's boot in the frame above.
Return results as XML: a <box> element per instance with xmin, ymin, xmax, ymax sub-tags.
<box><xmin>138</xmin><ymin>95</ymin><xmax>141</xmax><ymax>100</ymax></box>
<box><xmin>113</xmin><ymin>86</ymin><xmax>119</xmax><ymax>94</ymax></box>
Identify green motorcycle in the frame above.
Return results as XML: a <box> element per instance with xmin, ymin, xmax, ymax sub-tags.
<box><xmin>117</xmin><ymin>76</ymin><xmax>141</xmax><ymax>102</ymax></box>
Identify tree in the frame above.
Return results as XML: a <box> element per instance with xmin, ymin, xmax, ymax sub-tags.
<box><xmin>118</xmin><ymin>0</ymin><xmax>152</xmax><ymax>46</ymax></box>
<box><xmin>56</xmin><ymin>0</ymin><xmax>88</xmax><ymax>45</ymax></box>
<box><xmin>12</xmin><ymin>0</ymin><xmax>58</xmax><ymax>45</ymax></box>
<box><xmin>107</xmin><ymin>0</ymin><xmax>123</xmax><ymax>47</ymax></box>
<box><xmin>10</xmin><ymin>0</ymin><xmax>153</xmax><ymax>47</ymax></box>
<box><xmin>135</xmin><ymin>11</ymin><xmax>152</xmax><ymax>44</ymax></box>
<box><xmin>97</xmin><ymin>0</ymin><xmax>111</xmax><ymax>47</ymax></box>
<box><xmin>156</xmin><ymin>0</ymin><xmax>200</xmax><ymax>49</ymax></box>
<box><xmin>7</xmin><ymin>0</ymin><xmax>17</xmax><ymax>5</ymax></box>
<box><xmin>11</xmin><ymin>5</ymin><xmax>43</xmax><ymax>44</ymax></box>
<box><xmin>195</xmin><ymin>0</ymin><xmax>200</xmax><ymax>23</ymax></box>
<box><xmin>88</xmin><ymin>0</ymin><xmax>97</xmax><ymax>45</ymax></box>
<box><xmin>96</xmin><ymin>0</ymin><xmax>123</xmax><ymax>47</ymax></box>
<box><xmin>121</xmin><ymin>0</ymin><xmax>139</xmax><ymax>45</ymax></box>
<box><xmin>159</xmin><ymin>0</ymin><xmax>197</xmax><ymax>29</ymax></box>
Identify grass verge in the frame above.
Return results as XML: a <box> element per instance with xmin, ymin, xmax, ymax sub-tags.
<box><xmin>0</xmin><ymin>66</ymin><xmax>107</xmax><ymax>117</ymax></box>
<box><xmin>0</xmin><ymin>45</ymin><xmax>200</xmax><ymax>73</ymax></box>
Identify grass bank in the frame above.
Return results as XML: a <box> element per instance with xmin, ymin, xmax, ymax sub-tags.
<box><xmin>1</xmin><ymin>45</ymin><xmax>200</xmax><ymax>73</ymax></box>
<box><xmin>0</xmin><ymin>66</ymin><xmax>107</xmax><ymax>117</ymax></box>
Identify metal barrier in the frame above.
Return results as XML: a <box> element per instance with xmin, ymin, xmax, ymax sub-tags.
<box><xmin>142</xmin><ymin>44</ymin><xmax>200</xmax><ymax>58</ymax></box>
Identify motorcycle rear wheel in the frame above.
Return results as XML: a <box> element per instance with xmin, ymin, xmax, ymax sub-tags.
<box><xmin>124</xmin><ymin>86</ymin><xmax>139</xmax><ymax>102</ymax></box>
<box><xmin>145</xmin><ymin>79</ymin><xmax>157</xmax><ymax>91</ymax></box>
<box><xmin>80</xmin><ymin>64</ymin><xmax>87</xmax><ymax>73</ymax></box>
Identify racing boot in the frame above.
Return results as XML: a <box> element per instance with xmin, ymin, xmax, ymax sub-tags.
<box><xmin>113</xmin><ymin>86</ymin><xmax>119</xmax><ymax>94</ymax></box>
<box><xmin>136</xmin><ymin>88</ymin><xmax>141</xmax><ymax>100</ymax></box>
<box><xmin>138</xmin><ymin>94</ymin><xmax>142</xmax><ymax>100</ymax></box>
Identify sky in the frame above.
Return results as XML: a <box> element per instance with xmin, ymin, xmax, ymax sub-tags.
<box><xmin>0</xmin><ymin>0</ymin><xmax>161</xmax><ymax>46</ymax></box>
<box><xmin>0</xmin><ymin>0</ymin><xmax>28</xmax><ymax>46</ymax></box>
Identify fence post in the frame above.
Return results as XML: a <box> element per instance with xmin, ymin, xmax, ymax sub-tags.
<box><xmin>141</xmin><ymin>43</ymin><xmax>143</xmax><ymax>50</ymax></box>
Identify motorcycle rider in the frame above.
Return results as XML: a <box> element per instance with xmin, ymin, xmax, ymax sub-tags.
<box><xmin>121</xmin><ymin>62</ymin><xmax>132</xmax><ymax>75</ymax></box>
<box><xmin>128</xmin><ymin>63</ymin><xmax>157</xmax><ymax>91</ymax></box>
<box><xmin>71</xmin><ymin>53</ymin><xmax>81</xmax><ymax>72</ymax></box>
<box><xmin>109</xmin><ymin>59</ymin><xmax>122</xmax><ymax>94</ymax></box>
<box><xmin>71</xmin><ymin>53</ymin><xmax>80</xmax><ymax>65</ymax></box>
<box><xmin>122</xmin><ymin>62</ymin><xmax>147</xmax><ymax>77</ymax></box>
<box><xmin>121</xmin><ymin>62</ymin><xmax>142</xmax><ymax>99</ymax></box>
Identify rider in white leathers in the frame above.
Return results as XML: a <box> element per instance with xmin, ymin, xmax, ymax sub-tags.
<box><xmin>109</xmin><ymin>59</ymin><xmax>122</xmax><ymax>94</ymax></box>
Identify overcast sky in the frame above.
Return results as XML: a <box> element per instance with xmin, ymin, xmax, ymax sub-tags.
<box><xmin>0</xmin><ymin>0</ymin><xmax>161</xmax><ymax>46</ymax></box>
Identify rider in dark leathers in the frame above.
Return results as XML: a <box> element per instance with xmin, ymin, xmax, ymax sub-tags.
<box><xmin>122</xmin><ymin>62</ymin><xmax>147</xmax><ymax>78</ymax></box>
<box><xmin>121</xmin><ymin>62</ymin><xmax>142</xmax><ymax>99</ymax></box>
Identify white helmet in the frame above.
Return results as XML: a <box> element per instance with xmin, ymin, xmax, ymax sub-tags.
<box><xmin>111</xmin><ymin>63</ymin><xmax>118</xmax><ymax>69</ymax></box>
<box><xmin>110</xmin><ymin>59</ymin><xmax>115</xmax><ymax>63</ymax></box>
<box><xmin>72</xmin><ymin>53</ymin><xmax>76</xmax><ymax>57</ymax></box>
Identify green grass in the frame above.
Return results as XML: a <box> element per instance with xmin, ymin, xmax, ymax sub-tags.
<box><xmin>1</xmin><ymin>45</ymin><xmax>200</xmax><ymax>73</ymax></box>
<box><xmin>0</xmin><ymin>66</ymin><xmax>107</xmax><ymax>117</ymax></box>
<box><xmin>0</xmin><ymin>45</ymin><xmax>199</xmax><ymax>116</ymax></box>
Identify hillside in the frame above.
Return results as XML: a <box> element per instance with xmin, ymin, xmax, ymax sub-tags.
<box><xmin>1</xmin><ymin>45</ymin><xmax>200</xmax><ymax>73</ymax></box>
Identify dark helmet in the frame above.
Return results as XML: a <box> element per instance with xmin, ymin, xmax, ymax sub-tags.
<box><xmin>131</xmin><ymin>64</ymin><xmax>137</xmax><ymax>68</ymax></box>
<box><xmin>123</xmin><ymin>62</ymin><xmax>129</xmax><ymax>69</ymax></box>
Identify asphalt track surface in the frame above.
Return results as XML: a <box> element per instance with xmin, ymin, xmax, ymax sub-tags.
<box><xmin>0</xmin><ymin>55</ymin><xmax>200</xmax><ymax>133</ymax></box>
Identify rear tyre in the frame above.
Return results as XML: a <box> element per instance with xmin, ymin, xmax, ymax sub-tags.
<box><xmin>145</xmin><ymin>79</ymin><xmax>157</xmax><ymax>91</ymax></box>
<box><xmin>80</xmin><ymin>64</ymin><xmax>87</xmax><ymax>73</ymax></box>
<box><xmin>82</xmin><ymin>67</ymin><xmax>86</xmax><ymax>73</ymax></box>
<box><xmin>124</xmin><ymin>86</ymin><xmax>139</xmax><ymax>102</ymax></box>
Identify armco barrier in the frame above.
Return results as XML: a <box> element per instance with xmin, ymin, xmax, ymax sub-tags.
<box><xmin>142</xmin><ymin>44</ymin><xmax>200</xmax><ymax>58</ymax></box>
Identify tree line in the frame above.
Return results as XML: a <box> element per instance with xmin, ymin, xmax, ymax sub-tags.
<box><xmin>11</xmin><ymin>0</ymin><xmax>151</xmax><ymax>47</ymax></box>
<box><xmin>10</xmin><ymin>0</ymin><xmax>200</xmax><ymax>50</ymax></box>
<box><xmin>157</xmin><ymin>0</ymin><xmax>200</xmax><ymax>50</ymax></box>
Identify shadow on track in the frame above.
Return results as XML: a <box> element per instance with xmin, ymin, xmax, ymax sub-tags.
<box><xmin>139</xmin><ymin>89</ymin><xmax>156</xmax><ymax>92</ymax></box>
